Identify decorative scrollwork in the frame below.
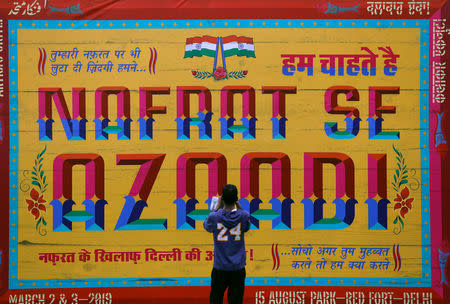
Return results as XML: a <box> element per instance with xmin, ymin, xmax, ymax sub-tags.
<box><xmin>19</xmin><ymin>170</ymin><xmax>32</xmax><ymax>192</ymax></box>
<box><xmin>408</xmin><ymin>168</ymin><xmax>421</xmax><ymax>191</ymax></box>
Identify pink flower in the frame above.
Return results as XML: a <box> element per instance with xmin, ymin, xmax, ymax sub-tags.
<box><xmin>214</xmin><ymin>68</ymin><xmax>227</xmax><ymax>80</ymax></box>
<box><xmin>26</xmin><ymin>188</ymin><xmax>46</xmax><ymax>220</ymax></box>
<box><xmin>394</xmin><ymin>187</ymin><xmax>414</xmax><ymax>218</ymax></box>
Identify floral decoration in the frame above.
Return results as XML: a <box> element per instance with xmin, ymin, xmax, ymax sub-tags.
<box><xmin>393</xmin><ymin>187</ymin><xmax>414</xmax><ymax>218</ymax></box>
<box><xmin>191</xmin><ymin>68</ymin><xmax>248</xmax><ymax>80</ymax></box>
<box><xmin>26</xmin><ymin>146</ymin><xmax>48</xmax><ymax>236</ymax></box>
<box><xmin>392</xmin><ymin>145</ymin><xmax>415</xmax><ymax>235</ymax></box>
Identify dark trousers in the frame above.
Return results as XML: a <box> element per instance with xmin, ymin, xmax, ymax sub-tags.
<box><xmin>210</xmin><ymin>267</ymin><xmax>246</xmax><ymax>304</ymax></box>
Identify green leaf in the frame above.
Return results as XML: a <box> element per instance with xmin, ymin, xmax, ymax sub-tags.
<box><xmin>36</xmin><ymin>217</ymin><xmax>42</xmax><ymax>230</ymax></box>
<box><xmin>42</xmin><ymin>218</ymin><xmax>47</xmax><ymax>226</ymax></box>
<box><xmin>396</xmin><ymin>156</ymin><xmax>401</xmax><ymax>163</ymax></box>
<box><xmin>399</xmin><ymin>180</ymin><xmax>408</xmax><ymax>186</ymax></box>
<box><xmin>404</xmin><ymin>175</ymin><xmax>408</xmax><ymax>179</ymax></box>
<box><xmin>40</xmin><ymin>171</ymin><xmax>44</xmax><ymax>178</ymax></box>
<box><xmin>394</xmin><ymin>174</ymin><xmax>397</xmax><ymax>182</ymax></box>
<box><xmin>399</xmin><ymin>217</ymin><xmax>404</xmax><ymax>228</ymax></box>
<box><xmin>34</xmin><ymin>159</ymin><xmax>37</xmax><ymax>166</ymax></box>
<box><xmin>31</xmin><ymin>177</ymin><xmax>38</xmax><ymax>182</ymax></box>
<box><xmin>31</xmin><ymin>181</ymin><xmax>40</xmax><ymax>187</ymax></box>
<box><xmin>38</xmin><ymin>146</ymin><xmax>47</xmax><ymax>158</ymax></box>
<box><xmin>393</xmin><ymin>216</ymin><xmax>398</xmax><ymax>224</ymax></box>
<box><xmin>43</xmin><ymin>176</ymin><xmax>47</xmax><ymax>184</ymax></box>
<box><xmin>38</xmin><ymin>164</ymin><xmax>42</xmax><ymax>171</ymax></box>
<box><xmin>393</xmin><ymin>144</ymin><xmax>399</xmax><ymax>155</ymax></box>
<box><xmin>395</xmin><ymin>169</ymin><xmax>399</xmax><ymax>176</ymax></box>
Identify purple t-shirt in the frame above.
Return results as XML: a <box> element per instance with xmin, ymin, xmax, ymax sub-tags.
<box><xmin>203</xmin><ymin>208</ymin><xmax>251</xmax><ymax>271</ymax></box>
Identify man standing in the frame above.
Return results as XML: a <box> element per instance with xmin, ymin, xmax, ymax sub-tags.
<box><xmin>203</xmin><ymin>184</ymin><xmax>251</xmax><ymax>304</ymax></box>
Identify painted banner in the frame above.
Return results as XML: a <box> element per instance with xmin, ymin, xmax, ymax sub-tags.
<box><xmin>0</xmin><ymin>1</ymin><xmax>449</xmax><ymax>303</ymax></box>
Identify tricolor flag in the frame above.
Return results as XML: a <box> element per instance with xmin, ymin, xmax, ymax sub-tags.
<box><xmin>222</xmin><ymin>35</ymin><xmax>255</xmax><ymax>58</ymax></box>
<box><xmin>184</xmin><ymin>36</ymin><xmax>218</xmax><ymax>58</ymax></box>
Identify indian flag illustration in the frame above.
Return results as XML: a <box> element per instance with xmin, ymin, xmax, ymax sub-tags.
<box><xmin>184</xmin><ymin>36</ymin><xmax>219</xmax><ymax>58</ymax></box>
<box><xmin>184</xmin><ymin>35</ymin><xmax>256</xmax><ymax>80</ymax></box>
<box><xmin>222</xmin><ymin>35</ymin><xmax>255</xmax><ymax>58</ymax></box>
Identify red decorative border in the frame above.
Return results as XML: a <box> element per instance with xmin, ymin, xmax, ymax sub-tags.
<box><xmin>0</xmin><ymin>0</ymin><xmax>446</xmax><ymax>20</ymax></box>
<box><xmin>0</xmin><ymin>286</ymin><xmax>445</xmax><ymax>304</ymax></box>
<box><xmin>0</xmin><ymin>15</ymin><xmax>9</xmax><ymax>298</ymax></box>
<box><xmin>439</xmin><ymin>3</ymin><xmax>450</xmax><ymax>303</ymax></box>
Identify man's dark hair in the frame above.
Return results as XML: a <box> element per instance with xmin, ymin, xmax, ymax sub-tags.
<box><xmin>222</xmin><ymin>184</ymin><xmax>238</xmax><ymax>206</ymax></box>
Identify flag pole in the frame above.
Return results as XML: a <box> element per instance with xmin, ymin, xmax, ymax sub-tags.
<box><xmin>213</xmin><ymin>37</ymin><xmax>219</xmax><ymax>73</ymax></box>
<box><xmin>220</xmin><ymin>37</ymin><xmax>227</xmax><ymax>74</ymax></box>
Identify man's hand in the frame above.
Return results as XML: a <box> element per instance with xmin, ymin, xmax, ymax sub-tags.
<box><xmin>215</xmin><ymin>196</ymin><xmax>224</xmax><ymax>211</ymax></box>
<box><xmin>214</xmin><ymin>197</ymin><xmax>242</xmax><ymax>210</ymax></box>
